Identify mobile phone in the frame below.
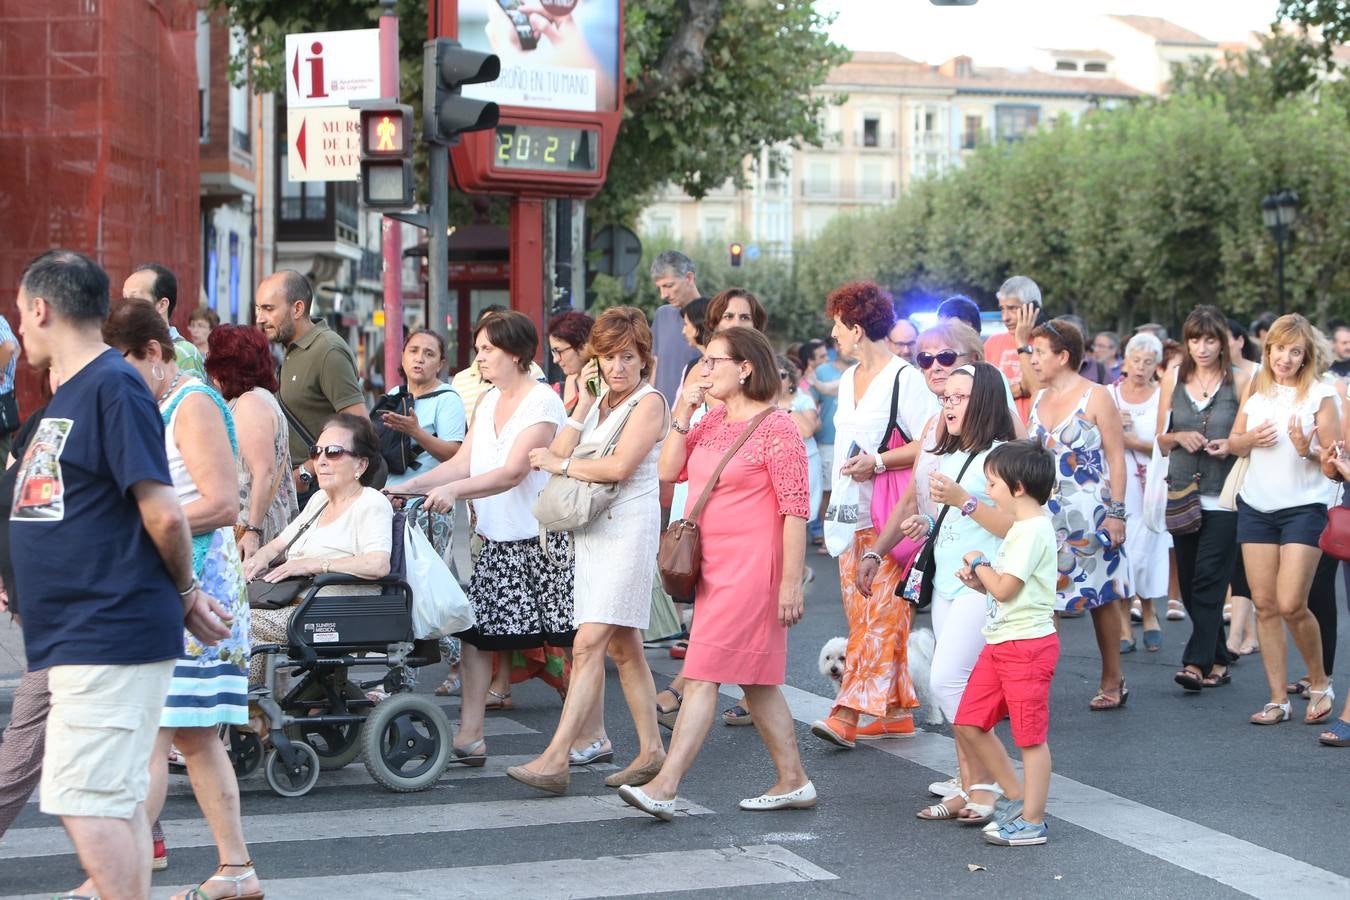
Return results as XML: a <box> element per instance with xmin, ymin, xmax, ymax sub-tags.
<box><xmin>496</xmin><ymin>0</ymin><xmax>537</xmax><ymax>51</ymax></box>
<box><xmin>845</xmin><ymin>441</ymin><xmax>863</xmax><ymax>459</ymax></box>
<box><xmin>586</xmin><ymin>373</ymin><xmax>601</xmax><ymax>396</ymax></box>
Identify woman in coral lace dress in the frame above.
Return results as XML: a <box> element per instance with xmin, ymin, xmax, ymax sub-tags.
<box><xmin>618</xmin><ymin>327</ymin><xmax>814</xmax><ymax>821</ymax></box>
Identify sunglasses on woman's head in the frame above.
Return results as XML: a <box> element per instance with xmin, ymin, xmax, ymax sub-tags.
<box><xmin>779</xmin><ymin>370</ymin><xmax>790</xmax><ymax>379</ymax></box>
<box><xmin>917</xmin><ymin>350</ymin><xmax>961</xmax><ymax>370</ymax></box>
<box><xmin>308</xmin><ymin>444</ymin><xmax>354</xmax><ymax>461</ymax></box>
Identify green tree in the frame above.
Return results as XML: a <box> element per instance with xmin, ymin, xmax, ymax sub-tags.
<box><xmin>1277</xmin><ymin>1</ymin><xmax>1350</xmax><ymax>67</ymax></box>
<box><xmin>211</xmin><ymin>0</ymin><xmax>847</xmax><ymax>228</ymax></box>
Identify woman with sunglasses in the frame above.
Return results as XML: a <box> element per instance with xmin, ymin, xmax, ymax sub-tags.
<box><xmin>398</xmin><ymin>310</ymin><xmax>571</xmax><ymax>765</ymax></box>
<box><xmin>813</xmin><ymin>281</ymin><xmax>937</xmax><ymax>748</ymax></box>
<box><xmin>913</xmin><ymin>322</ymin><xmax>1026</xmax><ymax>437</ymax></box>
<box><xmin>104</xmin><ymin>299</ymin><xmax>264</xmax><ymax>900</ymax></box>
<box><xmin>547</xmin><ymin>311</ymin><xmax>595</xmax><ymax>417</ymax></box>
<box><xmin>1026</xmin><ymin>318</ymin><xmax>1130</xmax><ymax>710</ymax></box>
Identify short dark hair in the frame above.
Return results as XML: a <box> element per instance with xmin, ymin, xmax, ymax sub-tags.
<box><xmin>937</xmin><ymin>295</ymin><xmax>982</xmax><ymax>334</ymax></box>
<box><xmin>20</xmin><ymin>250</ymin><xmax>110</xmax><ymax>323</ymax></box>
<box><xmin>190</xmin><ymin>305</ymin><xmax>220</xmax><ymax>329</ymax></box>
<box><xmin>707</xmin><ymin>326</ymin><xmax>778</xmax><ymax>402</ymax></box>
<box><xmin>707</xmin><ymin>288</ymin><xmax>768</xmax><ymax>333</ymax></box>
<box><xmin>1226</xmin><ymin>317</ymin><xmax>1260</xmax><ymax>363</ymax></box>
<box><xmin>271</xmin><ymin>270</ymin><xmax>314</xmax><ymax>316</ymax></box>
<box><xmin>547</xmin><ymin>310</ymin><xmax>594</xmax><ymax>350</ymax></box>
<box><xmin>1250</xmin><ymin>312</ymin><xmax>1276</xmax><ymax>339</ymax></box>
<box><xmin>475</xmin><ymin>309</ymin><xmax>537</xmax><ymax>372</ymax></box>
<box><xmin>825</xmin><ymin>280</ymin><xmax>895</xmax><ymax>341</ymax></box>
<box><xmin>103</xmin><ymin>297</ymin><xmax>174</xmax><ymax>361</ymax></box>
<box><xmin>985</xmin><ymin>440</ymin><xmax>1056</xmax><ymax>505</ymax></box>
<box><xmin>476</xmin><ymin>304</ymin><xmax>506</xmax><ymax>325</ymax></box>
<box><xmin>206</xmin><ymin>324</ymin><xmax>278</xmax><ymax>399</ymax></box>
<box><xmin>321</xmin><ymin>413</ymin><xmax>383</xmax><ymax>487</ymax></box>
<box><xmin>1030</xmin><ymin>317</ymin><xmax>1085</xmax><ymax>370</ymax></box>
<box><xmin>932</xmin><ymin>363</ymin><xmax>1017</xmax><ymax>455</ymax></box>
<box><xmin>682</xmin><ymin>297</ymin><xmax>711</xmax><ymax>347</ymax></box>
<box><xmin>797</xmin><ymin>338</ymin><xmax>825</xmax><ymax>371</ymax></box>
<box><xmin>133</xmin><ymin>263</ymin><xmax>178</xmax><ymax>316</ymax></box>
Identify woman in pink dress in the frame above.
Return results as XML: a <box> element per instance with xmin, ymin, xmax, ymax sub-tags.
<box><xmin>619</xmin><ymin>327</ymin><xmax>814</xmax><ymax>820</ymax></box>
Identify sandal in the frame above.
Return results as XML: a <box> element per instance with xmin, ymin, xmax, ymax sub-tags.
<box><xmin>449</xmin><ymin>738</ymin><xmax>487</xmax><ymax>767</ymax></box>
<box><xmin>1249</xmin><ymin>702</ymin><xmax>1291</xmax><ymax>725</ymax></box>
<box><xmin>956</xmin><ymin>784</ymin><xmax>1002</xmax><ymax>826</ymax></box>
<box><xmin>178</xmin><ymin>860</ymin><xmax>263</xmax><ymax>900</ymax></box>
<box><xmin>1201</xmin><ymin>669</ymin><xmax>1231</xmax><ymax>688</ymax></box>
<box><xmin>1286</xmin><ymin>676</ymin><xmax>1311</xmax><ymax>697</ymax></box>
<box><xmin>485</xmin><ymin>690</ymin><xmax>513</xmax><ymax>710</ymax></box>
<box><xmin>721</xmin><ymin>704</ymin><xmax>754</xmax><ymax>726</ymax></box>
<box><xmin>1318</xmin><ymin>718</ymin><xmax>1350</xmax><ymax>747</ymax></box>
<box><xmin>1173</xmin><ymin>669</ymin><xmax>1203</xmax><ymax>693</ymax></box>
<box><xmin>656</xmin><ymin>687</ymin><xmax>683</xmax><ymax>729</ymax></box>
<box><xmin>1089</xmin><ymin>678</ymin><xmax>1129</xmax><ymax>710</ymax></box>
<box><xmin>433</xmin><ymin>676</ymin><xmax>460</xmax><ymax>697</ymax></box>
<box><xmin>917</xmin><ymin>790</ymin><xmax>968</xmax><ymax>820</ymax></box>
<box><xmin>1305</xmin><ymin>685</ymin><xmax>1335</xmax><ymax>725</ymax></box>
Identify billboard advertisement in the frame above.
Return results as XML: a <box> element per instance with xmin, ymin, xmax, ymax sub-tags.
<box><xmin>458</xmin><ymin>0</ymin><xmax>620</xmax><ymax>113</ymax></box>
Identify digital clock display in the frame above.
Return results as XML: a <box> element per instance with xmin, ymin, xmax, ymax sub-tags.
<box><xmin>493</xmin><ymin>124</ymin><xmax>599</xmax><ymax>173</ymax></box>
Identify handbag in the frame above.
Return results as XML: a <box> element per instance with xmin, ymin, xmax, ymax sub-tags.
<box><xmin>1142</xmin><ymin>437</ymin><xmax>1168</xmax><ymax>534</ymax></box>
<box><xmin>870</xmin><ymin>366</ymin><xmax>923</xmax><ymax>569</ymax></box>
<box><xmin>1164</xmin><ymin>401</ymin><xmax>1211</xmax><ymax>536</ymax></box>
<box><xmin>1217</xmin><ymin>455</ymin><xmax>1249</xmax><ymax>512</ymax></box>
<box><xmin>897</xmin><ymin>451</ymin><xmax>979</xmax><ymax>609</ymax></box>
<box><xmin>1319</xmin><ymin>502</ymin><xmax>1350</xmax><ymax>561</ymax></box>
<box><xmin>657</xmin><ymin>408</ymin><xmax>773</xmax><ymax>598</ymax></box>
<box><xmin>533</xmin><ymin>392</ymin><xmax>645</xmax><ymax>557</ymax></box>
<box><xmin>0</xmin><ymin>391</ymin><xmax>19</xmax><ymax>435</ymax></box>
<box><xmin>404</xmin><ymin>510</ymin><xmax>475</xmax><ymax>638</ymax></box>
<box><xmin>246</xmin><ymin>497</ymin><xmax>326</xmax><ymax>610</ymax></box>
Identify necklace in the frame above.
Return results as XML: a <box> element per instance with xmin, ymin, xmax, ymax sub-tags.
<box><xmin>1195</xmin><ymin>369</ymin><xmax>1221</xmax><ymax>399</ymax></box>
<box><xmin>605</xmin><ymin>384</ymin><xmax>640</xmax><ymax>409</ymax></box>
<box><xmin>156</xmin><ymin>371</ymin><xmax>184</xmax><ymax>405</ymax></box>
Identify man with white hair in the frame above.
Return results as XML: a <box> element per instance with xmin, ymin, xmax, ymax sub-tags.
<box><xmin>984</xmin><ymin>275</ymin><xmax>1042</xmax><ymax>423</ymax></box>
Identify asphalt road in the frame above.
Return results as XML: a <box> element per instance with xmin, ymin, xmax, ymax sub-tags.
<box><xmin>2</xmin><ymin>554</ymin><xmax>1348</xmax><ymax>899</ymax></box>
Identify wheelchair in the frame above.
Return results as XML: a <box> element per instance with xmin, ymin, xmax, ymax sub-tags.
<box><xmin>243</xmin><ymin>509</ymin><xmax>454</xmax><ymax>798</ymax></box>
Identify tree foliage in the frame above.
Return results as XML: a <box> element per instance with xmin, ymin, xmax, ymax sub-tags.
<box><xmin>1278</xmin><ymin>0</ymin><xmax>1350</xmax><ymax>66</ymax></box>
<box><xmin>210</xmin><ymin>0</ymin><xmax>846</xmax><ymax>228</ymax></box>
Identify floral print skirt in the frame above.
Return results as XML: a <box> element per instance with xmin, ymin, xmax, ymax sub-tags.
<box><xmin>834</xmin><ymin>528</ymin><xmax>917</xmax><ymax>718</ymax></box>
<box><xmin>462</xmin><ymin>533</ymin><xmax>576</xmax><ymax>650</ymax></box>
<box><xmin>162</xmin><ymin>527</ymin><xmax>250</xmax><ymax>728</ymax></box>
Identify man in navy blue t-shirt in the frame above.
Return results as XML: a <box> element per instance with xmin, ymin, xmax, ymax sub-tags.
<box><xmin>10</xmin><ymin>250</ymin><xmax>231</xmax><ymax>898</ymax></box>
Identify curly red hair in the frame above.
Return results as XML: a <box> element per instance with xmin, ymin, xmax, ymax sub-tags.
<box><xmin>825</xmin><ymin>280</ymin><xmax>895</xmax><ymax>341</ymax></box>
<box><xmin>206</xmin><ymin>325</ymin><xmax>279</xmax><ymax>400</ymax></box>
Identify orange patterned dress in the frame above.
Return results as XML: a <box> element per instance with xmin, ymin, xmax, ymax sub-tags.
<box><xmin>835</xmin><ymin>527</ymin><xmax>917</xmax><ymax>717</ymax></box>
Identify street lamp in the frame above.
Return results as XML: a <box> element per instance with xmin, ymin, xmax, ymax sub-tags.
<box><xmin>1261</xmin><ymin>189</ymin><xmax>1299</xmax><ymax>315</ymax></box>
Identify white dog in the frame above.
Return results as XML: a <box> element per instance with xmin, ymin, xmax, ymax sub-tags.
<box><xmin>818</xmin><ymin>631</ymin><xmax>943</xmax><ymax>726</ymax></box>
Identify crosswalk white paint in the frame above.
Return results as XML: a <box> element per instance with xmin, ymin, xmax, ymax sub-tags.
<box><xmin>0</xmin><ymin>794</ymin><xmax>713</xmax><ymax>862</ymax></box>
<box><xmin>675</xmin><ymin>666</ymin><xmax>1350</xmax><ymax>899</ymax></box>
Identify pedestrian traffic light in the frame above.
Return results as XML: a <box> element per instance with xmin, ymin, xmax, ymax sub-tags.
<box><xmin>358</xmin><ymin>104</ymin><xmax>414</xmax><ymax>209</ymax></box>
<box><xmin>730</xmin><ymin>242</ymin><xmax>744</xmax><ymax>267</ymax></box>
<box><xmin>423</xmin><ymin>39</ymin><xmax>501</xmax><ymax>144</ymax></box>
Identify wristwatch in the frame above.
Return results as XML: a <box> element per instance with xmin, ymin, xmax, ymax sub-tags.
<box><xmin>873</xmin><ymin>453</ymin><xmax>886</xmax><ymax>475</ymax></box>
<box><xmin>1016</xmin><ymin>345</ymin><xmax>1032</xmax><ymax>355</ymax></box>
<box><xmin>298</xmin><ymin>470</ymin><xmax>313</xmax><ymax>486</ymax></box>
<box><xmin>970</xmin><ymin>555</ymin><xmax>992</xmax><ymax>570</ymax></box>
<box><xmin>959</xmin><ymin>497</ymin><xmax>978</xmax><ymax>517</ymax></box>
<box><xmin>561</xmin><ymin>458</ymin><xmax>573</xmax><ymax>477</ymax></box>
<box><xmin>242</xmin><ymin>524</ymin><xmax>264</xmax><ymax>538</ymax></box>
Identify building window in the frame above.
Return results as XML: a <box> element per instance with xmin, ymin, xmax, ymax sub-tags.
<box><xmin>1056</xmin><ymin>60</ymin><xmax>1078</xmax><ymax>71</ymax></box>
<box><xmin>923</xmin><ymin>111</ymin><xmax>935</xmax><ymax>132</ymax></box>
<box><xmin>228</xmin><ymin>29</ymin><xmax>251</xmax><ymax>154</ymax></box>
<box><xmin>702</xmin><ymin>216</ymin><xmax>729</xmax><ymax>240</ymax></box>
<box><xmin>804</xmin><ymin>161</ymin><xmax>833</xmax><ymax>196</ymax></box>
<box><xmin>645</xmin><ymin>213</ymin><xmax>675</xmax><ymax>236</ymax></box>
<box><xmin>862</xmin><ymin>115</ymin><xmax>880</xmax><ymax>148</ymax></box>
<box><xmin>962</xmin><ymin>115</ymin><xmax>982</xmax><ymax>150</ymax></box>
<box><xmin>860</xmin><ymin>162</ymin><xmax>884</xmax><ymax>198</ymax></box>
<box><xmin>995</xmin><ymin>105</ymin><xmax>1040</xmax><ymax>143</ymax></box>
<box><xmin>1084</xmin><ymin>61</ymin><xmax>1107</xmax><ymax>73</ymax></box>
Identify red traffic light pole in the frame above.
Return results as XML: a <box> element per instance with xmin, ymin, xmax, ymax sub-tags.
<box><xmin>380</xmin><ymin>0</ymin><xmax>403</xmax><ymax>396</ymax></box>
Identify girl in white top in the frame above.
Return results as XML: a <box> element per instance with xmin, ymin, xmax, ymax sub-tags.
<box><xmin>1229</xmin><ymin>314</ymin><xmax>1339</xmax><ymax>726</ymax></box>
<box><xmin>399</xmin><ymin>311</ymin><xmax>566</xmax><ymax>765</ymax></box>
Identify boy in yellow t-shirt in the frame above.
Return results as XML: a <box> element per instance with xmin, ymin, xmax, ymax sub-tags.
<box><xmin>952</xmin><ymin>440</ymin><xmax>1058</xmax><ymax>847</ymax></box>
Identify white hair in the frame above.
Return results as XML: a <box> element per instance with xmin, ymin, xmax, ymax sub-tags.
<box><xmin>997</xmin><ymin>275</ymin><xmax>1041</xmax><ymax>305</ymax></box>
<box><xmin>1124</xmin><ymin>331</ymin><xmax>1163</xmax><ymax>362</ymax></box>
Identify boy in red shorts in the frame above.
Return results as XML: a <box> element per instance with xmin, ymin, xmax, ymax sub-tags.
<box><xmin>953</xmin><ymin>440</ymin><xmax>1058</xmax><ymax>846</ymax></box>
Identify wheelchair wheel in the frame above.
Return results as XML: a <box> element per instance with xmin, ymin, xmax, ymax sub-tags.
<box><xmin>360</xmin><ymin>693</ymin><xmax>452</xmax><ymax>792</ymax></box>
<box><xmin>264</xmin><ymin>742</ymin><xmax>321</xmax><ymax>798</ymax></box>
<box><xmin>283</xmin><ymin>679</ymin><xmax>365</xmax><ymax>771</ymax></box>
<box><xmin>223</xmin><ymin>726</ymin><xmax>263</xmax><ymax>778</ymax></box>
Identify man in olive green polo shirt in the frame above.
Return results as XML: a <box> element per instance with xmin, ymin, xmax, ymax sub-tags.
<box><xmin>254</xmin><ymin>270</ymin><xmax>369</xmax><ymax>502</ymax></box>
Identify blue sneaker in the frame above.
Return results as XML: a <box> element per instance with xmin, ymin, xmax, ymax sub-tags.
<box><xmin>981</xmin><ymin>797</ymin><xmax>1024</xmax><ymax>834</ymax></box>
<box><xmin>984</xmin><ymin>816</ymin><xmax>1048</xmax><ymax>846</ymax></box>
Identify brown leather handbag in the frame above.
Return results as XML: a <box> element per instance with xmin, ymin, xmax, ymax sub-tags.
<box><xmin>657</xmin><ymin>409</ymin><xmax>773</xmax><ymax>598</ymax></box>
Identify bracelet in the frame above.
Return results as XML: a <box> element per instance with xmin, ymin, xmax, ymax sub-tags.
<box><xmin>671</xmin><ymin>420</ymin><xmax>691</xmax><ymax>434</ymax></box>
<box><xmin>861</xmin><ymin>550</ymin><xmax>883</xmax><ymax>564</ymax></box>
<box><xmin>177</xmin><ymin>577</ymin><xmax>199</xmax><ymax>598</ymax></box>
<box><xmin>971</xmin><ymin>555</ymin><xmax>992</xmax><ymax>569</ymax></box>
<box><xmin>563</xmin><ymin>418</ymin><xmax>584</xmax><ymax>432</ymax></box>
<box><xmin>242</xmin><ymin>524</ymin><xmax>264</xmax><ymax>537</ymax></box>
<box><xmin>1106</xmin><ymin>500</ymin><xmax>1127</xmax><ymax>520</ymax></box>
<box><xmin>322</xmin><ymin>559</ymin><xmax>332</xmax><ymax>575</ymax></box>
<box><xmin>922</xmin><ymin>514</ymin><xmax>936</xmax><ymax>536</ymax></box>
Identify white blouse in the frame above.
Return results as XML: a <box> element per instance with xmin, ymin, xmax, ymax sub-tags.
<box><xmin>1237</xmin><ymin>381</ymin><xmax>1338</xmax><ymax>513</ymax></box>
<box><xmin>469</xmin><ymin>383</ymin><xmax>565</xmax><ymax>542</ymax></box>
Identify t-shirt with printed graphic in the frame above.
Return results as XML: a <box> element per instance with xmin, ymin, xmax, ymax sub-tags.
<box><xmin>982</xmin><ymin>514</ymin><xmax>1057</xmax><ymax>644</ymax></box>
<box><xmin>10</xmin><ymin>349</ymin><xmax>184</xmax><ymax>669</ymax></box>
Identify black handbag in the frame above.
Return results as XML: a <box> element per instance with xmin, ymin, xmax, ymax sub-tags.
<box><xmin>246</xmin><ymin>498</ymin><xmax>325</xmax><ymax>610</ymax></box>
<box><xmin>0</xmin><ymin>391</ymin><xmax>19</xmax><ymax>435</ymax></box>
<box><xmin>897</xmin><ymin>452</ymin><xmax>979</xmax><ymax>610</ymax></box>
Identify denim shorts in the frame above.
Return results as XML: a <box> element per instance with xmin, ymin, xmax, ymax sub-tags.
<box><xmin>1236</xmin><ymin>498</ymin><xmax>1327</xmax><ymax>547</ymax></box>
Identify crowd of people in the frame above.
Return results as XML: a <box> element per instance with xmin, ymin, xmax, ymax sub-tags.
<box><xmin>2</xmin><ymin>246</ymin><xmax>1350</xmax><ymax>894</ymax></box>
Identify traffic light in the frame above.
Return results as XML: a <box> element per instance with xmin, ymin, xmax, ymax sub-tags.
<box><xmin>730</xmin><ymin>242</ymin><xmax>744</xmax><ymax>267</ymax></box>
<box><xmin>423</xmin><ymin>39</ymin><xmax>501</xmax><ymax>144</ymax></box>
<box><xmin>358</xmin><ymin>105</ymin><xmax>414</xmax><ymax>209</ymax></box>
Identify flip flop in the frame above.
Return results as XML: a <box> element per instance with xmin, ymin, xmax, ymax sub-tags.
<box><xmin>1201</xmin><ymin>670</ymin><xmax>1230</xmax><ymax>688</ymax></box>
<box><xmin>1174</xmin><ymin>669</ymin><xmax>1203</xmax><ymax>693</ymax></box>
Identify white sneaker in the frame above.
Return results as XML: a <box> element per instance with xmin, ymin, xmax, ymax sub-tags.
<box><xmin>928</xmin><ymin>775</ymin><xmax>962</xmax><ymax>798</ymax></box>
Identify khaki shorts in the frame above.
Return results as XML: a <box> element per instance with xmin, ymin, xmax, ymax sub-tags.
<box><xmin>41</xmin><ymin>659</ymin><xmax>175</xmax><ymax>819</ymax></box>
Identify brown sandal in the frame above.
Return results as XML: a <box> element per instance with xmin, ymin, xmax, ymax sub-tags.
<box><xmin>484</xmin><ymin>689</ymin><xmax>513</xmax><ymax>710</ymax></box>
<box><xmin>1089</xmin><ymin>678</ymin><xmax>1129</xmax><ymax>711</ymax></box>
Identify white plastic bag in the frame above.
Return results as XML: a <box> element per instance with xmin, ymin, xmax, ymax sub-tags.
<box><xmin>405</xmin><ymin>519</ymin><xmax>475</xmax><ymax>639</ymax></box>
<box><xmin>822</xmin><ymin>472</ymin><xmax>860</xmax><ymax>558</ymax></box>
<box><xmin>1142</xmin><ymin>436</ymin><xmax>1168</xmax><ymax>534</ymax></box>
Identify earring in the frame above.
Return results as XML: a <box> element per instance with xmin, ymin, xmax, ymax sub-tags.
<box><xmin>150</xmin><ymin>364</ymin><xmax>165</xmax><ymax>382</ymax></box>
<box><xmin>739</xmin><ymin>375</ymin><xmax>748</xmax><ymax>385</ymax></box>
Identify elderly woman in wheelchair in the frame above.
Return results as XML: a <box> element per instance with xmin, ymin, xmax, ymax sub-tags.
<box><xmin>240</xmin><ymin>414</ymin><xmax>453</xmax><ymax>796</ymax></box>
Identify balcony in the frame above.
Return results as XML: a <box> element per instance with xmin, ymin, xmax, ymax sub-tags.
<box><xmin>914</xmin><ymin>132</ymin><xmax>948</xmax><ymax>150</ymax></box>
<box><xmin>799</xmin><ymin>178</ymin><xmax>897</xmax><ymax>202</ymax></box>
<box><xmin>855</xmin><ymin>130</ymin><xmax>898</xmax><ymax>149</ymax></box>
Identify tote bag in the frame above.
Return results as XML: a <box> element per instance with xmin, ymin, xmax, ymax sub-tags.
<box><xmin>405</xmin><ymin>517</ymin><xmax>475</xmax><ymax>639</ymax></box>
<box><xmin>1142</xmin><ymin>437</ymin><xmax>1168</xmax><ymax>534</ymax></box>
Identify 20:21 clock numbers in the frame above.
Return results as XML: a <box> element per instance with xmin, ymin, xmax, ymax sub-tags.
<box><xmin>493</xmin><ymin>125</ymin><xmax>599</xmax><ymax>174</ymax></box>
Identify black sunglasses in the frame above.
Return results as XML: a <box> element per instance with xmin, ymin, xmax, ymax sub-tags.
<box><xmin>917</xmin><ymin>350</ymin><xmax>962</xmax><ymax>370</ymax></box>
<box><xmin>308</xmin><ymin>444</ymin><xmax>354</xmax><ymax>461</ymax></box>
<box><xmin>779</xmin><ymin>370</ymin><xmax>791</xmax><ymax>379</ymax></box>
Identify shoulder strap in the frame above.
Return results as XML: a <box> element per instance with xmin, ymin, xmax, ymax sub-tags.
<box><xmin>686</xmin><ymin>408</ymin><xmax>774</xmax><ymax>522</ymax></box>
<box><xmin>597</xmin><ymin>390</ymin><xmax>648</xmax><ymax>457</ymax></box>
<box><xmin>276</xmin><ymin>494</ymin><xmax>328</xmax><ymax>563</ymax></box>
<box><xmin>277</xmin><ymin>393</ymin><xmax>317</xmax><ymax>448</ymax></box>
<box><xmin>929</xmin><ymin>450</ymin><xmax>981</xmax><ymax>541</ymax></box>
